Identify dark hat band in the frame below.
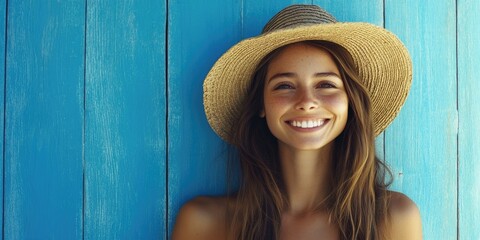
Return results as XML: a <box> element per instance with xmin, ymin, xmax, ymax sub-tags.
<box><xmin>262</xmin><ymin>5</ymin><xmax>337</xmax><ymax>33</ymax></box>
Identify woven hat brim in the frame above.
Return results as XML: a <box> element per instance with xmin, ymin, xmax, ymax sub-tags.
<box><xmin>203</xmin><ymin>22</ymin><xmax>412</xmax><ymax>143</ymax></box>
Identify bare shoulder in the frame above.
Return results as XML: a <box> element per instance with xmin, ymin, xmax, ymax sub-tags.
<box><xmin>388</xmin><ymin>191</ymin><xmax>423</xmax><ymax>240</ymax></box>
<box><xmin>171</xmin><ymin>196</ymin><xmax>230</xmax><ymax>240</ymax></box>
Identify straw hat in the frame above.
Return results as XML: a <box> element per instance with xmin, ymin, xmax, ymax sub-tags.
<box><xmin>203</xmin><ymin>4</ymin><xmax>412</xmax><ymax>143</ymax></box>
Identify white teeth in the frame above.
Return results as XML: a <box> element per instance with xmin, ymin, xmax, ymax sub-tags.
<box><xmin>290</xmin><ymin>119</ymin><xmax>326</xmax><ymax>129</ymax></box>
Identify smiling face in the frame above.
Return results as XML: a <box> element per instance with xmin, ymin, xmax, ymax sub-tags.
<box><xmin>262</xmin><ymin>42</ymin><xmax>349</xmax><ymax>151</ymax></box>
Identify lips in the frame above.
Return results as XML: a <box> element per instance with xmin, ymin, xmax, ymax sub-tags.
<box><xmin>288</xmin><ymin>119</ymin><xmax>327</xmax><ymax>129</ymax></box>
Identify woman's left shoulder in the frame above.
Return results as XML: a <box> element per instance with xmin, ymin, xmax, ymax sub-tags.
<box><xmin>387</xmin><ymin>190</ymin><xmax>423</xmax><ymax>240</ymax></box>
<box><xmin>171</xmin><ymin>196</ymin><xmax>230</xmax><ymax>240</ymax></box>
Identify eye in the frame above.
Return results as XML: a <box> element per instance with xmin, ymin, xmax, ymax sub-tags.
<box><xmin>317</xmin><ymin>81</ymin><xmax>337</xmax><ymax>89</ymax></box>
<box><xmin>274</xmin><ymin>83</ymin><xmax>295</xmax><ymax>90</ymax></box>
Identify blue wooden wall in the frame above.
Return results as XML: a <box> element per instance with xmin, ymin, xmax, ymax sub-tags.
<box><xmin>0</xmin><ymin>0</ymin><xmax>478</xmax><ymax>239</ymax></box>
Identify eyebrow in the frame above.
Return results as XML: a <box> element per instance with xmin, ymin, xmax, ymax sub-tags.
<box><xmin>267</xmin><ymin>72</ymin><xmax>342</xmax><ymax>83</ymax></box>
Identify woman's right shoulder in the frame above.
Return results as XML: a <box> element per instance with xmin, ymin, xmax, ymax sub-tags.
<box><xmin>171</xmin><ymin>196</ymin><xmax>232</xmax><ymax>240</ymax></box>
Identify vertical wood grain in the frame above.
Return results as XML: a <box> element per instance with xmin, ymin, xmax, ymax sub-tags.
<box><xmin>85</xmin><ymin>0</ymin><xmax>166</xmax><ymax>239</ymax></box>
<box><xmin>458</xmin><ymin>0</ymin><xmax>480</xmax><ymax>239</ymax></box>
<box><xmin>385</xmin><ymin>0</ymin><xmax>457</xmax><ymax>239</ymax></box>
<box><xmin>4</xmin><ymin>1</ymin><xmax>84</xmax><ymax>239</ymax></box>
<box><xmin>167</xmin><ymin>1</ymin><xmax>242</xmax><ymax>237</ymax></box>
<box><xmin>0</xmin><ymin>0</ymin><xmax>5</xmax><ymax>239</ymax></box>
<box><xmin>313</xmin><ymin>0</ymin><xmax>383</xmax><ymax>24</ymax></box>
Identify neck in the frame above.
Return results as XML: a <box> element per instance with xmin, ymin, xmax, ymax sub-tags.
<box><xmin>279</xmin><ymin>142</ymin><xmax>334</xmax><ymax>215</ymax></box>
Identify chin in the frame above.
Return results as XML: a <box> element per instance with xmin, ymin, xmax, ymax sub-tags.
<box><xmin>281</xmin><ymin>140</ymin><xmax>334</xmax><ymax>152</ymax></box>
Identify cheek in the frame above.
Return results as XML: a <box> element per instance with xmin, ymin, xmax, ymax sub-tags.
<box><xmin>263</xmin><ymin>95</ymin><xmax>291</xmax><ymax>116</ymax></box>
<box><xmin>319</xmin><ymin>93</ymin><xmax>349</xmax><ymax>110</ymax></box>
<box><xmin>263</xmin><ymin>97</ymin><xmax>291</xmax><ymax>133</ymax></box>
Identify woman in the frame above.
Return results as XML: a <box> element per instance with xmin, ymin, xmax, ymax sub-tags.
<box><xmin>173</xmin><ymin>4</ymin><xmax>422</xmax><ymax>240</ymax></box>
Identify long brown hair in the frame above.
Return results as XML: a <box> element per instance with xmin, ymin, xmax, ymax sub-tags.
<box><xmin>227</xmin><ymin>40</ymin><xmax>392</xmax><ymax>239</ymax></box>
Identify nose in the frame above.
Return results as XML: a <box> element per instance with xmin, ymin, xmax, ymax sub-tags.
<box><xmin>295</xmin><ymin>88</ymin><xmax>318</xmax><ymax>111</ymax></box>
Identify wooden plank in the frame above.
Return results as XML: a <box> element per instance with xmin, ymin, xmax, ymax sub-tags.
<box><xmin>385</xmin><ymin>0</ymin><xmax>457</xmax><ymax>239</ymax></box>
<box><xmin>85</xmin><ymin>0</ymin><xmax>166</xmax><ymax>239</ymax></box>
<box><xmin>167</xmin><ymin>1</ymin><xmax>242</xmax><ymax>237</ymax></box>
<box><xmin>458</xmin><ymin>0</ymin><xmax>480</xmax><ymax>239</ymax></box>
<box><xmin>4</xmin><ymin>1</ymin><xmax>84</xmax><ymax>239</ymax></box>
<box><xmin>0</xmin><ymin>0</ymin><xmax>5</xmax><ymax>239</ymax></box>
<box><xmin>313</xmin><ymin>0</ymin><xmax>383</xmax><ymax>24</ymax></box>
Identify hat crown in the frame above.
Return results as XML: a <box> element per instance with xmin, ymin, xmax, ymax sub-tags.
<box><xmin>262</xmin><ymin>4</ymin><xmax>337</xmax><ymax>34</ymax></box>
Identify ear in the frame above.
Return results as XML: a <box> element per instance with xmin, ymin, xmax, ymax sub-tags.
<box><xmin>259</xmin><ymin>109</ymin><xmax>265</xmax><ymax>118</ymax></box>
